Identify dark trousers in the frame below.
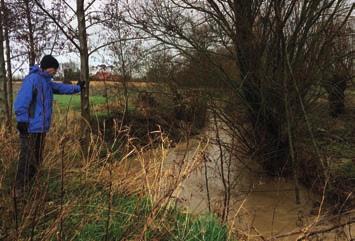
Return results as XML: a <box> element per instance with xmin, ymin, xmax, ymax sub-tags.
<box><xmin>15</xmin><ymin>133</ymin><xmax>46</xmax><ymax>190</ymax></box>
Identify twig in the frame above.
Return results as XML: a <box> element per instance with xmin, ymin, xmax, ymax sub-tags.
<box><xmin>203</xmin><ymin>153</ymin><xmax>211</xmax><ymax>212</ymax></box>
<box><xmin>59</xmin><ymin>140</ymin><xmax>65</xmax><ymax>241</ymax></box>
<box><xmin>104</xmin><ymin>163</ymin><xmax>112</xmax><ymax>241</ymax></box>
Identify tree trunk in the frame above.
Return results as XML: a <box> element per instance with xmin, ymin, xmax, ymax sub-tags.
<box><xmin>233</xmin><ymin>0</ymin><xmax>289</xmax><ymax>175</ymax></box>
<box><xmin>0</xmin><ymin>6</ymin><xmax>9</xmax><ymax>123</ymax></box>
<box><xmin>2</xmin><ymin>0</ymin><xmax>13</xmax><ymax>119</ymax></box>
<box><xmin>24</xmin><ymin>0</ymin><xmax>36</xmax><ymax>66</ymax></box>
<box><xmin>77</xmin><ymin>0</ymin><xmax>91</xmax><ymax>153</ymax></box>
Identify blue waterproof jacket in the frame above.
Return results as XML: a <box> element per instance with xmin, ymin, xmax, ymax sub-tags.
<box><xmin>14</xmin><ymin>65</ymin><xmax>81</xmax><ymax>133</ymax></box>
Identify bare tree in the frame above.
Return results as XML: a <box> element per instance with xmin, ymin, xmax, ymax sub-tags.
<box><xmin>32</xmin><ymin>0</ymin><xmax>109</xmax><ymax>152</ymax></box>
<box><xmin>2</xmin><ymin>0</ymin><xmax>13</xmax><ymax>119</ymax></box>
<box><xmin>122</xmin><ymin>0</ymin><xmax>353</xmax><ymax>175</ymax></box>
<box><xmin>24</xmin><ymin>0</ymin><xmax>36</xmax><ymax>66</ymax></box>
<box><xmin>9</xmin><ymin>0</ymin><xmax>52</xmax><ymax>66</ymax></box>
<box><xmin>111</xmin><ymin>21</ymin><xmax>130</xmax><ymax>117</ymax></box>
<box><xmin>0</xmin><ymin>1</ymin><xmax>9</xmax><ymax>123</ymax></box>
<box><xmin>76</xmin><ymin>0</ymin><xmax>90</xmax><ymax>129</ymax></box>
<box><xmin>105</xmin><ymin>10</ymin><xmax>145</xmax><ymax>118</ymax></box>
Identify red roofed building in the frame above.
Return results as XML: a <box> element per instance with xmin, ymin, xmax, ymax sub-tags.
<box><xmin>94</xmin><ymin>70</ymin><xmax>122</xmax><ymax>82</ymax></box>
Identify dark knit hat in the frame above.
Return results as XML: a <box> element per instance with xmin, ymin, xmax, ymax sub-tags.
<box><xmin>40</xmin><ymin>55</ymin><xmax>59</xmax><ymax>69</ymax></box>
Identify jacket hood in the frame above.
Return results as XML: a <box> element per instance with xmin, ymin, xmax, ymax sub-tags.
<box><xmin>29</xmin><ymin>65</ymin><xmax>40</xmax><ymax>74</ymax></box>
<box><xmin>29</xmin><ymin>65</ymin><xmax>52</xmax><ymax>79</ymax></box>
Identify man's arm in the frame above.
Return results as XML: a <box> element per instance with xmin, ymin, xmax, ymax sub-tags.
<box><xmin>51</xmin><ymin>81</ymin><xmax>81</xmax><ymax>94</ymax></box>
<box><xmin>14</xmin><ymin>77</ymin><xmax>34</xmax><ymax>123</ymax></box>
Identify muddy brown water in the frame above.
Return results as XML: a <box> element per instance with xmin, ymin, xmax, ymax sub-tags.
<box><xmin>163</xmin><ymin>126</ymin><xmax>354</xmax><ymax>240</ymax></box>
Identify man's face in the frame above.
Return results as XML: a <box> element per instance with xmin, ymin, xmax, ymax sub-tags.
<box><xmin>45</xmin><ymin>68</ymin><xmax>58</xmax><ymax>77</ymax></box>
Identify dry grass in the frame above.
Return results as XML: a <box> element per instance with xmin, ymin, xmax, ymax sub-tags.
<box><xmin>0</xmin><ymin>109</ymin><xmax>228</xmax><ymax>241</ymax></box>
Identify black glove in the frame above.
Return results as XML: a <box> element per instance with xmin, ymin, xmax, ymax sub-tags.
<box><xmin>77</xmin><ymin>80</ymin><xmax>85</xmax><ymax>90</ymax></box>
<box><xmin>17</xmin><ymin>122</ymin><xmax>28</xmax><ymax>135</ymax></box>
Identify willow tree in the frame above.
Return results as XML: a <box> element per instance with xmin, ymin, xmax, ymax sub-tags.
<box><xmin>122</xmin><ymin>0</ymin><xmax>353</xmax><ymax>177</ymax></box>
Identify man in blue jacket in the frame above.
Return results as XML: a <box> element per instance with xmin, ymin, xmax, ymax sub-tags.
<box><xmin>14</xmin><ymin>55</ymin><xmax>84</xmax><ymax>194</ymax></box>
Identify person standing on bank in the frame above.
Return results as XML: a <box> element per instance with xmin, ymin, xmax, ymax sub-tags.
<box><xmin>14</xmin><ymin>55</ymin><xmax>85</xmax><ymax>195</ymax></box>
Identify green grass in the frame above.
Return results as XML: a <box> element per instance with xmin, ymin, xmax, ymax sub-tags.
<box><xmin>172</xmin><ymin>214</ymin><xmax>228</xmax><ymax>241</ymax></box>
<box><xmin>67</xmin><ymin>193</ymin><xmax>150</xmax><ymax>241</ymax></box>
<box><xmin>67</xmin><ymin>195</ymin><xmax>228</xmax><ymax>241</ymax></box>
<box><xmin>24</xmin><ymin>172</ymin><xmax>229</xmax><ymax>241</ymax></box>
<box><xmin>65</xmin><ymin>186</ymin><xmax>228</xmax><ymax>241</ymax></box>
<box><xmin>53</xmin><ymin>95</ymin><xmax>107</xmax><ymax>111</ymax></box>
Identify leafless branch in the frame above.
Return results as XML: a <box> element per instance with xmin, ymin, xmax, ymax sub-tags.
<box><xmin>33</xmin><ymin>0</ymin><xmax>80</xmax><ymax>50</ymax></box>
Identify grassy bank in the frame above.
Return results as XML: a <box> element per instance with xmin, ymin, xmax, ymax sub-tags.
<box><xmin>0</xmin><ymin>171</ymin><xmax>227</xmax><ymax>240</ymax></box>
<box><xmin>0</xmin><ymin>98</ymin><xmax>227</xmax><ymax>240</ymax></box>
<box><xmin>3</xmin><ymin>81</ymin><xmax>215</xmax><ymax>240</ymax></box>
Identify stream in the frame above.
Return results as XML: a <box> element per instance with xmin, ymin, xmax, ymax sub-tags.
<box><xmin>162</xmin><ymin>123</ymin><xmax>354</xmax><ymax>240</ymax></box>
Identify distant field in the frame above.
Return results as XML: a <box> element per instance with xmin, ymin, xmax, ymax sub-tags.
<box><xmin>53</xmin><ymin>95</ymin><xmax>106</xmax><ymax>111</ymax></box>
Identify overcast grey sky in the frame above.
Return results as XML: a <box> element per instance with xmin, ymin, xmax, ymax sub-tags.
<box><xmin>12</xmin><ymin>0</ymin><xmax>355</xmax><ymax>78</ymax></box>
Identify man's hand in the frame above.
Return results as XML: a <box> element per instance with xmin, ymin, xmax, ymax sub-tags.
<box><xmin>77</xmin><ymin>80</ymin><xmax>85</xmax><ymax>90</ymax></box>
<box><xmin>17</xmin><ymin>122</ymin><xmax>28</xmax><ymax>135</ymax></box>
